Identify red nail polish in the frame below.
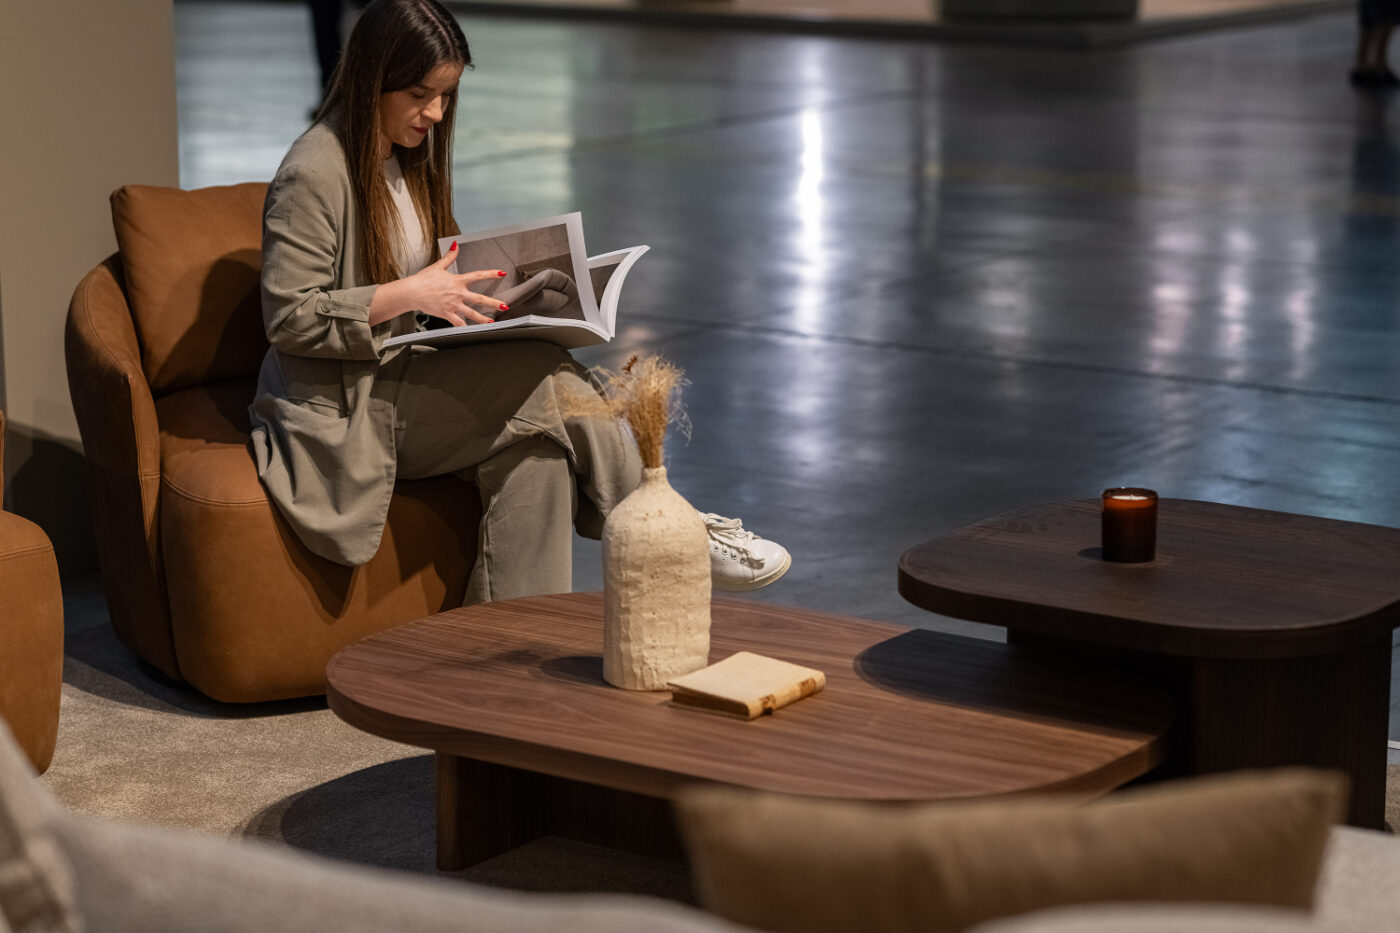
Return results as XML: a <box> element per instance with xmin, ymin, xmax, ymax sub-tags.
<box><xmin>499</xmin><ymin>304</ymin><xmax>510</xmax><ymax>311</ymax></box>
<box><xmin>449</xmin><ymin>242</ymin><xmax>458</xmax><ymax>251</ymax></box>
<box><xmin>497</xmin><ymin>270</ymin><xmax>507</xmax><ymax>277</ymax></box>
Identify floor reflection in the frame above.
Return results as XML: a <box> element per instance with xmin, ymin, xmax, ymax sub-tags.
<box><xmin>175</xmin><ymin>2</ymin><xmax>1399</xmax><ymax>735</ymax></box>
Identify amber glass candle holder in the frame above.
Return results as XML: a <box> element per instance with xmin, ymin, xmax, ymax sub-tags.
<box><xmin>1101</xmin><ymin>488</ymin><xmax>1158</xmax><ymax>563</ymax></box>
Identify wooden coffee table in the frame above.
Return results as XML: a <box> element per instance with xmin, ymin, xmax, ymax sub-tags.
<box><xmin>898</xmin><ymin>497</ymin><xmax>1400</xmax><ymax>829</ymax></box>
<box><xmin>326</xmin><ymin>592</ymin><xmax>1172</xmax><ymax>870</ymax></box>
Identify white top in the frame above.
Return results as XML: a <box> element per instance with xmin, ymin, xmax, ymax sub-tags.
<box><xmin>382</xmin><ymin>154</ymin><xmax>429</xmax><ymax>275</ymax></box>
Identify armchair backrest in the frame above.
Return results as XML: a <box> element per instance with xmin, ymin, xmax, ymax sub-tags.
<box><xmin>110</xmin><ymin>183</ymin><xmax>270</xmax><ymax>397</ymax></box>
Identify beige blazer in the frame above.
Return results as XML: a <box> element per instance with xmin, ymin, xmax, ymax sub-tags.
<box><xmin>248</xmin><ymin>122</ymin><xmax>419</xmax><ymax>567</ymax></box>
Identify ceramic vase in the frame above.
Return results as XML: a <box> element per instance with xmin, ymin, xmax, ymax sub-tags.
<box><xmin>602</xmin><ymin>466</ymin><xmax>711</xmax><ymax>690</ymax></box>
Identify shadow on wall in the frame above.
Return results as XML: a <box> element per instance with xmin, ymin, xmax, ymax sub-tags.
<box><xmin>3</xmin><ymin>421</ymin><xmax>97</xmax><ymax>578</ymax></box>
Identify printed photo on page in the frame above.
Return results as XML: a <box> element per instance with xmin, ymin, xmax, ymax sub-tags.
<box><xmin>442</xmin><ymin>212</ymin><xmax>599</xmax><ymax>324</ymax></box>
<box><xmin>381</xmin><ymin>212</ymin><xmax>648</xmax><ymax>353</ymax></box>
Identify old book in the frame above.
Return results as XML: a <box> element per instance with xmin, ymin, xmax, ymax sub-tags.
<box><xmin>667</xmin><ymin>652</ymin><xmax>826</xmax><ymax>720</ymax></box>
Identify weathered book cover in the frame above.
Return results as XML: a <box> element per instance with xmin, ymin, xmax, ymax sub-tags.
<box><xmin>667</xmin><ymin>652</ymin><xmax>825</xmax><ymax>720</ymax></box>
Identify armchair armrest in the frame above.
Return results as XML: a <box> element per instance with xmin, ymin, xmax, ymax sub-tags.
<box><xmin>66</xmin><ymin>256</ymin><xmax>178</xmax><ymax>678</ymax></box>
<box><xmin>67</xmin><ymin>257</ymin><xmax>160</xmax><ymax>477</ymax></box>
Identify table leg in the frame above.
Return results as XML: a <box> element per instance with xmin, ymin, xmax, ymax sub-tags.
<box><xmin>435</xmin><ymin>753</ymin><xmax>687</xmax><ymax>871</ymax></box>
<box><xmin>1188</xmin><ymin>642</ymin><xmax>1391</xmax><ymax>830</ymax></box>
<box><xmin>436</xmin><ymin>753</ymin><xmax>546</xmax><ymax>871</ymax></box>
<box><xmin>1008</xmin><ymin>633</ymin><xmax>1392</xmax><ymax>829</ymax></box>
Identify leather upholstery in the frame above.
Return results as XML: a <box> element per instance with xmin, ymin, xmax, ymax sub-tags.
<box><xmin>110</xmin><ymin>183</ymin><xmax>269</xmax><ymax>396</ymax></box>
<box><xmin>0</xmin><ymin>410</ymin><xmax>64</xmax><ymax>772</ymax></box>
<box><xmin>66</xmin><ymin>258</ymin><xmax>174</xmax><ymax>675</ymax></box>
<box><xmin>67</xmin><ymin>184</ymin><xmax>482</xmax><ymax>702</ymax></box>
<box><xmin>156</xmin><ymin>380</ymin><xmax>476</xmax><ymax>702</ymax></box>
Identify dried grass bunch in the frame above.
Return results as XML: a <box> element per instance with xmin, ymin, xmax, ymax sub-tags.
<box><xmin>569</xmin><ymin>354</ymin><xmax>690</xmax><ymax>469</ymax></box>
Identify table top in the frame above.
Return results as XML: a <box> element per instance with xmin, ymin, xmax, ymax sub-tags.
<box><xmin>899</xmin><ymin>498</ymin><xmax>1400</xmax><ymax>659</ymax></box>
<box><xmin>326</xmin><ymin>593</ymin><xmax>1171</xmax><ymax>803</ymax></box>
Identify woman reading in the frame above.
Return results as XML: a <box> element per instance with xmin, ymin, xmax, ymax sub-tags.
<box><xmin>249</xmin><ymin>0</ymin><xmax>790</xmax><ymax>601</ymax></box>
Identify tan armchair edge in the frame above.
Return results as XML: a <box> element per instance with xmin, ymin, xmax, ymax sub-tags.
<box><xmin>66</xmin><ymin>255</ymin><xmax>179</xmax><ymax>678</ymax></box>
<box><xmin>66</xmin><ymin>256</ymin><xmax>160</xmax><ymax>478</ymax></box>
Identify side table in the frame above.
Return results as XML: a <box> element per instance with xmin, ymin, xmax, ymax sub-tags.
<box><xmin>898</xmin><ymin>497</ymin><xmax>1400</xmax><ymax>828</ymax></box>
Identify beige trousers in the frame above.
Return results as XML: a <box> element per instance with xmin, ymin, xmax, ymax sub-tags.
<box><xmin>388</xmin><ymin>340</ymin><xmax>642</xmax><ymax>604</ymax></box>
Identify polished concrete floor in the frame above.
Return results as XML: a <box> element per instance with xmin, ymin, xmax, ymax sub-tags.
<box><xmin>173</xmin><ymin>2</ymin><xmax>1400</xmax><ymax>750</ymax></box>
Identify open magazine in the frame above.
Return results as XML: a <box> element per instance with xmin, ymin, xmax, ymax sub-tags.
<box><xmin>381</xmin><ymin>212</ymin><xmax>649</xmax><ymax>351</ymax></box>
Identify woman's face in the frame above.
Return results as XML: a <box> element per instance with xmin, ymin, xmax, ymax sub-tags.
<box><xmin>378</xmin><ymin>61</ymin><xmax>465</xmax><ymax>157</ymax></box>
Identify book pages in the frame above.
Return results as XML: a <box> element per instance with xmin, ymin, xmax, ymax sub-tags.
<box><xmin>667</xmin><ymin>652</ymin><xmax>826</xmax><ymax>720</ymax></box>
<box><xmin>381</xmin><ymin>212</ymin><xmax>647</xmax><ymax>351</ymax></box>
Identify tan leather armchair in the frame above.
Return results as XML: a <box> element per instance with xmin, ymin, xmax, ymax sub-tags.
<box><xmin>65</xmin><ymin>183</ymin><xmax>480</xmax><ymax>703</ymax></box>
<box><xmin>0</xmin><ymin>409</ymin><xmax>64</xmax><ymax>772</ymax></box>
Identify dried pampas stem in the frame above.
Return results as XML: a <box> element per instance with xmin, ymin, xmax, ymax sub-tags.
<box><xmin>564</xmin><ymin>354</ymin><xmax>690</xmax><ymax>469</ymax></box>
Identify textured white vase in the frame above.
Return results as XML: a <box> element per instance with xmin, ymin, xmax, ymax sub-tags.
<box><xmin>602</xmin><ymin>466</ymin><xmax>712</xmax><ymax>690</ymax></box>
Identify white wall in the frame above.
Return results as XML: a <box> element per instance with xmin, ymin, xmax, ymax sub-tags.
<box><xmin>0</xmin><ymin>0</ymin><xmax>179</xmax><ymax>573</ymax></box>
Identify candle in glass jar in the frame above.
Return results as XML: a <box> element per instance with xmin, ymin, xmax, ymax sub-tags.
<box><xmin>1101</xmin><ymin>488</ymin><xmax>1158</xmax><ymax>563</ymax></box>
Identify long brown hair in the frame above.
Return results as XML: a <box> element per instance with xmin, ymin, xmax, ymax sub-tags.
<box><xmin>317</xmin><ymin>0</ymin><xmax>470</xmax><ymax>285</ymax></box>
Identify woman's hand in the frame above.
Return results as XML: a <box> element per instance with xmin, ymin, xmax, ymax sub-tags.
<box><xmin>368</xmin><ymin>244</ymin><xmax>509</xmax><ymax>327</ymax></box>
<box><xmin>411</xmin><ymin>244</ymin><xmax>511</xmax><ymax>326</ymax></box>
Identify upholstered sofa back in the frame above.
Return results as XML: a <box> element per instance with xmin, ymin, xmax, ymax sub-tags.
<box><xmin>110</xmin><ymin>183</ymin><xmax>269</xmax><ymax>396</ymax></box>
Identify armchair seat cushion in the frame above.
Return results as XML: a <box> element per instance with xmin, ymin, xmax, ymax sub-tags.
<box><xmin>154</xmin><ymin>379</ymin><xmax>481</xmax><ymax>703</ymax></box>
<box><xmin>156</xmin><ymin>378</ymin><xmax>266</xmax><ymax>505</ymax></box>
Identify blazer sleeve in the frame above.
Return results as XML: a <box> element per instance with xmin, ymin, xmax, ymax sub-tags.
<box><xmin>260</xmin><ymin>159</ymin><xmax>384</xmax><ymax>361</ymax></box>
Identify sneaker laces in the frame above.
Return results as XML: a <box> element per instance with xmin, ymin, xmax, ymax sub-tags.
<box><xmin>699</xmin><ymin>512</ymin><xmax>759</xmax><ymax>559</ymax></box>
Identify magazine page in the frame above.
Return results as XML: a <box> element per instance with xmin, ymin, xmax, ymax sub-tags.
<box><xmin>588</xmin><ymin>245</ymin><xmax>650</xmax><ymax>338</ymax></box>
<box><xmin>383</xmin><ymin>215</ymin><xmax>655</xmax><ymax>350</ymax></box>
<box><xmin>443</xmin><ymin>212</ymin><xmax>600</xmax><ymax>323</ymax></box>
<box><xmin>383</xmin><ymin>212</ymin><xmax>609</xmax><ymax>351</ymax></box>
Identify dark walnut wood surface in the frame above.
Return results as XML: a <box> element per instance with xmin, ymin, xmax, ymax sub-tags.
<box><xmin>899</xmin><ymin>498</ymin><xmax>1400</xmax><ymax>658</ymax></box>
<box><xmin>327</xmin><ymin>593</ymin><xmax>1172</xmax><ymax>803</ymax></box>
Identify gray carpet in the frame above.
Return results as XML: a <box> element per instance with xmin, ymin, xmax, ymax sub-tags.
<box><xmin>42</xmin><ymin>574</ymin><xmax>1399</xmax><ymax>903</ymax></box>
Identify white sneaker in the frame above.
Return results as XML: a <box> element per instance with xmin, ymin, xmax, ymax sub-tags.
<box><xmin>699</xmin><ymin>511</ymin><xmax>792</xmax><ymax>592</ymax></box>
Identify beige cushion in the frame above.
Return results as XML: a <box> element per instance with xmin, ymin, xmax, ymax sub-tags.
<box><xmin>0</xmin><ymin>723</ymin><xmax>79</xmax><ymax>933</ymax></box>
<box><xmin>56</xmin><ymin>818</ymin><xmax>743</xmax><ymax>933</ymax></box>
<box><xmin>1314</xmin><ymin>825</ymin><xmax>1400</xmax><ymax>931</ymax></box>
<box><xmin>966</xmin><ymin>904</ymin><xmax>1321</xmax><ymax>933</ymax></box>
<box><xmin>110</xmin><ymin>182</ymin><xmax>269</xmax><ymax>395</ymax></box>
<box><xmin>676</xmin><ymin>769</ymin><xmax>1347</xmax><ymax>933</ymax></box>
